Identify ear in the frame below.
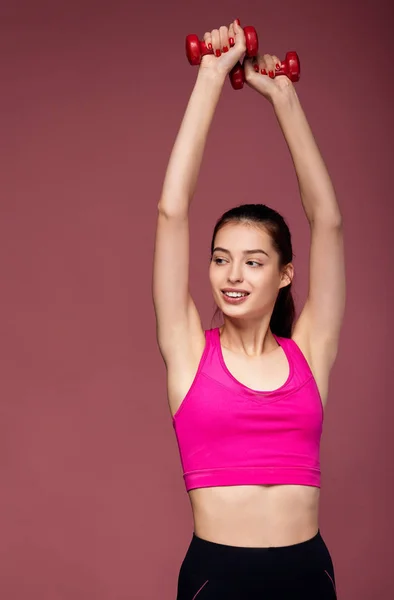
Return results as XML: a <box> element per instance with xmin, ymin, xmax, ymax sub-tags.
<box><xmin>279</xmin><ymin>263</ymin><xmax>294</xmax><ymax>289</ymax></box>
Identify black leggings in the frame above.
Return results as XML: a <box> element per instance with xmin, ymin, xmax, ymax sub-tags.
<box><xmin>176</xmin><ymin>529</ymin><xmax>337</xmax><ymax>599</ymax></box>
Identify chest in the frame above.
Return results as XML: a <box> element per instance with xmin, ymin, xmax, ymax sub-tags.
<box><xmin>221</xmin><ymin>346</ymin><xmax>290</xmax><ymax>392</ymax></box>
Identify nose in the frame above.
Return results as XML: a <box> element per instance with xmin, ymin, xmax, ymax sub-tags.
<box><xmin>228</xmin><ymin>261</ymin><xmax>243</xmax><ymax>283</ymax></box>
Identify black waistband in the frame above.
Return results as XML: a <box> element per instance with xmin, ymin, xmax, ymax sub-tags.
<box><xmin>191</xmin><ymin>529</ymin><xmax>322</xmax><ymax>556</ymax></box>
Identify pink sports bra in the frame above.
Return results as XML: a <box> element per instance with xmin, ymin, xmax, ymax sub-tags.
<box><xmin>172</xmin><ymin>328</ymin><xmax>324</xmax><ymax>492</ymax></box>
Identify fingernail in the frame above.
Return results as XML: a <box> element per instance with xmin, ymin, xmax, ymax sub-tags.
<box><xmin>223</xmin><ymin>46</ymin><xmax>229</xmax><ymax>53</ymax></box>
<box><xmin>254</xmin><ymin>64</ymin><xmax>259</xmax><ymax>72</ymax></box>
<box><xmin>215</xmin><ymin>49</ymin><xmax>221</xmax><ymax>57</ymax></box>
<box><xmin>276</xmin><ymin>63</ymin><xmax>281</xmax><ymax>70</ymax></box>
<box><xmin>235</xmin><ymin>18</ymin><xmax>241</xmax><ymax>25</ymax></box>
<box><xmin>261</xmin><ymin>69</ymin><xmax>267</xmax><ymax>75</ymax></box>
<box><xmin>269</xmin><ymin>70</ymin><xmax>275</xmax><ymax>78</ymax></box>
<box><xmin>229</xmin><ymin>37</ymin><xmax>234</xmax><ymax>46</ymax></box>
<box><xmin>208</xmin><ymin>43</ymin><xmax>213</xmax><ymax>51</ymax></box>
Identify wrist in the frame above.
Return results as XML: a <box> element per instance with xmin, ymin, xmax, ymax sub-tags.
<box><xmin>271</xmin><ymin>82</ymin><xmax>299</xmax><ymax>113</ymax></box>
<box><xmin>196</xmin><ymin>67</ymin><xmax>227</xmax><ymax>89</ymax></box>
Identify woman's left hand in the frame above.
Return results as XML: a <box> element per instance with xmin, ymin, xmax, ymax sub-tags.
<box><xmin>244</xmin><ymin>54</ymin><xmax>294</xmax><ymax>103</ymax></box>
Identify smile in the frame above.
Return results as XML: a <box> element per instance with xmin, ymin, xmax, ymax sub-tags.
<box><xmin>221</xmin><ymin>290</ymin><xmax>250</xmax><ymax>304</ymax></box>
<box><xmin>223</xmin><ymin>291</ymin><xmax>248</xmax><ymax>297</ymax></box>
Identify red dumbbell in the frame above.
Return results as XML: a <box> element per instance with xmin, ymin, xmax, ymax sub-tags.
<box><xmin>254</xmin><ymin>51</ymin><xmax>301</xmax><ymax>83</ymax></box>
<box><xmin>185</xmin><ymin>25</ymin><xmax>259</xmax><ymax>90</ymax></box>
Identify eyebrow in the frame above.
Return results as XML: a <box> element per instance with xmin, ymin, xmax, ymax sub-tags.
<box><xmin>212</xmin><ymin>247</ymin><xmax>270</xmax><ymax>258</ymax></box>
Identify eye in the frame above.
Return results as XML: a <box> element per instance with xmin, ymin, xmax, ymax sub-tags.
<box><xmin>246</xmin><ymin>260</ymin><xmax>262</xmax><ymax>267</ymax></box>
<box><xmin>213</xmin><ymin>257</ymin><xmax>227</xmax><ymax>265</ymax></box>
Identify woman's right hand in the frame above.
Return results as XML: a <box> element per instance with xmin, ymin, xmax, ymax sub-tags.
<box><xmin>199</xmin><ymin>19</ymin><xmax>246</xmax><ymax>78</ymax></box>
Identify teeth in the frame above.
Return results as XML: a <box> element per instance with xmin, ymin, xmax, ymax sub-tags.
<box><xmin>224</xmin><ymin>292</ymin><xmax>247</xmax><ymax>297</ymax></box>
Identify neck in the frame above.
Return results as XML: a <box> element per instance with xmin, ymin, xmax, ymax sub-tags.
<box><xmin>219</xmin><ymin>317</ymin><xmax>278</xmax><ymax>357</ymax></box>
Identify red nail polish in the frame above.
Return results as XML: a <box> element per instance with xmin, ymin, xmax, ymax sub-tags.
<box><xmin>235</xmin><ymin>18</ymin><xmax>241</xmax><ymax>25</ymax></box>
<box><xmin>223</xmin><ymin>46</ymin><xmax>229</xmax><ymax>53</ymax></box>
<box><xmin>254</xmin><ymin>64</ymin><xmax>259</xmax><ymax>72</ymax></box>
<box><xmin>208</xmin><ymin>43</ymin><xmax>213</xmax><ymax>51</ymax></box>
<box><xmin>261</xmin><ymin>69</ymin><xmax>267</xmax><ymax>75</ymax></box>
<box><xmin>215</xmin><ymin>49</ymin><xmax>221</xmax><ymax>57</ymax></box>
<box><xmin>269</xmin><ymin>70</ymin><xmax>275</xmax><ymax>78</ymax></box>
<box><xmin>276</xmin><ymin>63</ymin><xmax>281</xmax><ymax>70</ymax></box>
<box><xmin>229</xmin><ymin>37</ymin><xmax>234</xmax><ymax>46</ymax></box>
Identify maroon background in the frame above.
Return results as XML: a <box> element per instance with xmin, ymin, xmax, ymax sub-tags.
<box><xmin>1</xmin><ymin>0</ymin><xmax>393</xmax><ymax>598</ymax></box>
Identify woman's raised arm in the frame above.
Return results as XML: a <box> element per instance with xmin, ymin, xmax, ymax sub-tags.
<box><xmin>153</xmin><ymin>21</ymin><xmax>246</xmax><ymax>366</ymax></box>
<box><xmin>244</xmin><ymin>56</ymin><xmax>346</xmax><ymax>397</ymax></box>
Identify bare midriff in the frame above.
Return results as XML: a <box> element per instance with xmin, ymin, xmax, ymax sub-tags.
<box><xmin>189</xmin><ymin>484</ymin><xmax>320</xmax><ymax>548</ymax></box>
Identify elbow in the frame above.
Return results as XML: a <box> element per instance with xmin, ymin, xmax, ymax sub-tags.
<box><xmin>310</xmin><ymin>211</ymin><xmax>343</xmax><ymax>230</ymax></box>
<box><xmin>157</xmin><ymin>202</ymin><xmax>188</xmax><ymax>220</ymax></box>
<box><xmin>328</xmin><ymin>214</ymin><xmax>343</xmax><ymax>230</ymax></box>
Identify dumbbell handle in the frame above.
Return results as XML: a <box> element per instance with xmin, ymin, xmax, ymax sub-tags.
<box><xmin>197</xmin><ymin>36</ymin><xmax>255</xmax><ymax>59</ymax></box>
<box><xmin>255</xmin><ymin>51</ymin><xmax>300</xmax><ymax>83</ymax></box>
<box><xmin>186</xmin><ymin>26</ymin><xmax>258</xmax><ymax>66</ymax></box>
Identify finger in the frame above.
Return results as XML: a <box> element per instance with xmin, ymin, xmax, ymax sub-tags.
<box><xmin>233</xmin><ymin>19</ymin><xmax>246</xmax><ymax>55</ymax></box>
<box><xmin>233</xmin><ymin>18</ymin><xmax>242</xmax><ymax>34</ymax></box>
<box><xmin>233</xmin><ymin>18</ymin><xmax>246</xmax><ymax>49</ymax></box>
<box><xmin>219</xmin><ymin>25</ymin><xmax>230</xmax><ymax>53</ymax></box>
<box><xmin>228</xmin><ymin>22</ymin><xmax>235</xmax><ymax>47</ymax></box>
<box><xmin>272</xmin><ymin>55</ymin><xmax>282</xmax><ymax>73</ymax></box>
<box><xmin>253</xmin><ymin>53</ymin><xmax>268</xmax><ymax>75</ymax></box>
<box><xmin>203</xmin><ymin>31</ymin><xmax>213</xmax><ymax>53</ymax></box>
<box><xmin>263</xmin><ymin>53</ymin><xmax>276</xmax><ymax>78</ymax></box>
<box><xmin>211</xmin><ymin>28</ymin><xmax>221</xmax><ymax>57</ymax></box>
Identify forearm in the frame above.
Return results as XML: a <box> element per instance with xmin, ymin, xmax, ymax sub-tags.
<box><xmin>273</xmin><ymin>85</ymin><xmax>342</xmax><ymax>226</ymax></box>
<box><xmin>158</xmin><ymin>70</ymin><xmax>225</xmax><ymax>217</ymax></box>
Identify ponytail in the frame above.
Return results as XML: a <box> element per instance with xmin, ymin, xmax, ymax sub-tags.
<box><xmin>269</xmin><ymin>284</ymin><xmax>295</xmax><ymax>338</ymax></box>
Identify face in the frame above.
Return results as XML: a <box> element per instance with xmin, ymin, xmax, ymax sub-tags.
<box><xmin>209</xmin><ymin>222</ymin><xmax>293</xmax><ymax>320</ymax></box>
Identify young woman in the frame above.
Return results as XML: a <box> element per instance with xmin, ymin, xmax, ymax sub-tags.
<box><xmin>153</xmin><ymin>19</ymin><xmax>345</xmax><ymax>600</ymax></box>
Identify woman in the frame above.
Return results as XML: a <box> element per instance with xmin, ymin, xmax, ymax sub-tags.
<box><xmin>153</xmin><ymin>19</ymin><xmax>345</xmax><ymax>600</ymax></box>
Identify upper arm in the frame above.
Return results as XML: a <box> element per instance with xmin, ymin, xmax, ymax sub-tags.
<box><xmin>293</xmin><ymin>220</ymin><xmax>346</xmax><ymax>373</ymax></box>
<box><xmin>152</xmin><ymin>208</ymin><xmax>204</xmax><ymax>364</ymax></box>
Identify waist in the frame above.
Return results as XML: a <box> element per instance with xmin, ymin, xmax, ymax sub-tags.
<box><xmin>189</xmin><ymin>484</ymin><xmax>320</xmax><ymax>547</ymax></box>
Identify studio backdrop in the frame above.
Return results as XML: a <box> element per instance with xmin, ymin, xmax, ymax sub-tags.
<box><xmin>1</xmin><ymin>0</ymin><xmax>392</xmax><ymax>598</ymax></box>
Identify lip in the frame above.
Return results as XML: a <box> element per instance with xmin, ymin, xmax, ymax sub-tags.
<box><xmin>221</xmin><ymin>289</ymin><xmax>250</xmax><ymax>305</ymax></box>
